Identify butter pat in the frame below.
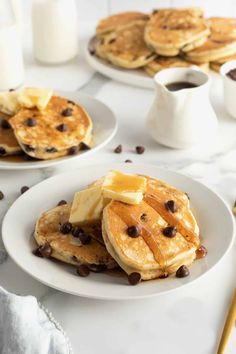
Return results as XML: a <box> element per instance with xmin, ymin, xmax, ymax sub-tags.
<box><xmin>0</xmin><ymin>91</ymin><xmax>20</xmax><ymax>115</ymax></box>
<box><xmin>18</xmin><ymin>87</ymin><xmax>53</xmax><ymax>110</ymax></box>
<box><xmin>69</xmin><ymin>185</ymin><xmax>107</xmax><ymax>226</ymax></box>
<box><xmin>102</xmin><ymin>170</ymin><xmax>147</xmax><ymax>205</ymax></box>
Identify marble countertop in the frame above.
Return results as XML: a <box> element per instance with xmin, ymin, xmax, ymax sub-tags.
<box><xmin>1</xmin><ymin>25</ymin><xmax>236</xmax><ymax>354</ymax></box>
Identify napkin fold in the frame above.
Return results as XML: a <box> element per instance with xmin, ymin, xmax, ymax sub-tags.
<box><xmin>0</xmin><ymin>287</ymin><xmax>73</xmax><ymax>354</ymax></box>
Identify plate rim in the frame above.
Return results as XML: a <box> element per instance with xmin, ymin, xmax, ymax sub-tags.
<box><xmin>0</xmin><ymin>91</ymin><xmax>117</xmax><ymax>170</ymax></box>
<box><xmin>2</xmin><ymin>163</ymin><xmax>235</xmax><ymax>300</ymax></box>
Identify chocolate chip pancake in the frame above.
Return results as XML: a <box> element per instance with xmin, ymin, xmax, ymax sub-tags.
<box><xmin>0</xmin><ymin>111</ymin><xmax>21</xmax><ymax>156</ymax></box>
<box><xmin>101</xmin><ymin>21</ymin><xmax>156</xmax><ymax>69</ymax></box>
<box><xmin>9</xmin><ymin>96</ymin><xmax>92</xmax><ymax>160</ymax></box>
<box><xmin>144</xmin><ymin>8</ymin><xmax>209</xmax><ymax>56</ymax></box>
<box><xmin>102</xmin><ymin>176</ymin><xmax>200</xmax><ymax>280</ymax></box>
<box><xmin>185</xmin><ymin>17</ymin><xmax>236</xmax><ymax>63</ymax></box>
<box><xmin>144</xmin><ymin>56</ymin><xmax>209</xmax><ymax>76</ymax></box>
<box><xmin>34</xmin><ymin>204</ymin><xmax>117</xmax><ymax>271</ymax></box>
<box><xmin>96</xmin><ymin>11</ymin><xmax>149</xmax><ymax>37</ymax></box>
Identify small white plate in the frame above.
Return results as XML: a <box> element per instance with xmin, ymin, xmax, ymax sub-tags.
<box><xmin>0</xmin><ymin>91</ymin><xmax>117</xmax><ymax>170</ymax></box>
<box><xmin>85</xmin><ymin>40</ymin><xmax>154</xmax><ymax>89</ymax></box>
<box><xmin>2</xmin><ymin>163</ymin><xmax>235</xmax><ymax>300</ymax></box>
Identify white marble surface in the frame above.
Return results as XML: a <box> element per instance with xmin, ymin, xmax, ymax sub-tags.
<box><xmin>1</xmin><ymin>24</ymin><xmax>236</xmax><ymax>354</ymax></box>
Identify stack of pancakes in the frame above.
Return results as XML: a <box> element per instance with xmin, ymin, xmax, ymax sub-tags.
<box><xmin>34</xmin><ymin>173</ymin><xmax>203</xmax><ymax>284</ymax></box>
<box><xmin>0</xmin><ymin>93</ymin><xmax>93</xmax><ymax>160</ymax></box>
<box><xmin>92</xmin><ymin>8</ymin><xmax>236</xmax><ymax>75</ymax></box>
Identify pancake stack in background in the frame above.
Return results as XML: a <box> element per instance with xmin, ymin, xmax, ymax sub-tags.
<box><xmin>92</xmin><ymin>8</ymin><xmax>236</xmax><ymax>75</ymax></box>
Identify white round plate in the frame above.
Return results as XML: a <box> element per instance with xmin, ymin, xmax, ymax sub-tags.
<box><xmin>2</xmin><ymin>163</ymin><xmax>235</xmax><ymax>300</ymax></box>
<box><xmin>85</xmin><ymin>39</ymin><xmax>154</xmax><ymax>89</ymax></box>
<box><xmin>0</xmin><ymin>91</ymin><xmax>117</xmax><ymax>170</ymax></box>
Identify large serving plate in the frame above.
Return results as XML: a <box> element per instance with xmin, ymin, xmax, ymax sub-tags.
<box><xmin>0</xmin><ymin>91</ymin><xmax>117</xmax><ymax>170</ymax></box>
<box><xmin>2</xmin><ymin>163</ymin><xmax>235</xmax><ymax>300</ymax></box>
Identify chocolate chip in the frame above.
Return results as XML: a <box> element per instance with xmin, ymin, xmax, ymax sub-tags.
<box><xmin>24</xmin><ymin>144</ymin><xmax>35</xmax><ymax>152</ymax></box>
<box><xmin>125</xmin><ymin>159</ymin><xmax>132</xmax><ymax>163</ymax></box>
<box><xmin>176</xmin><ymin>265</ymin><xmax>189</xmax><ymax>278</ymax></box>
<box><xmin>68</xmin><ymin>146</ymin><xmax>79</xmax><ymax>155</ymax></box>
<box><xmin>1</xmin><ymin>119</ymin><xmax>10</xmax><ymax>129</ymax></box>
<box><xmin>21</xmin><ymin>186</ymin><xmax>29</xmax><ymax>194</ymax></box>
<box><xmin>0</xmin><ymin>191</ymin><xmax>4</xmax><ymax>200</ymax></box>
<box><xmin>9</xmin><ymin>88</ymin><xmax>14</xmax><ymax>92</ymax></box>
<box><xmin>56</xmin><ymin>123</ymin><xmax>68</xmax><ymax>132</ymax></box>
<box><xmin>38</xmin><ymin>243</ymin><xmax>52</xmax><ymax>258</ymax></box>
<box><xmin>108</xmin><ymin>38</ymin><xmax>116</xmax><ymax>44</ymax></box>
<box><xmin>152</xmin><ymin>9</ymin><xmax>159</xmax><ymax>14</ymax></box>
<box><xmin>33</xmin><ymin>248</ymin><xmax>43</xmax><ymax>257</ymax></box>
<box><xmin>89</xmin><ymin>48</ymin><xmax>95</xmax><ymax>56</ymax></box>
<box><xmin>60</xmin><ymin>222</ymin><xmax>72</xmax><ymax>234</ymax></box>
<box><xmin>140</xmin><ymin>213</ymin><xmax>147</xmax><ymax>221</ymax></box>
<box><xmin>79</xmin><ymin>233</ymin><xmax>91</xmax><ymax>245</ymax></box>
<box><xmin>128</xmin><ymin>272</ymin><xmax>141</xmax><ymax>285</ymax></box>
<box><xmin>67</xmin><ymin>100</ymin><xmax>75</xmax><ymax>105</ymax></box>
<box><xmin>45</xmin><ymin>147</ymin><xmax>58</xmax><ymax>153</ymax></box>
<box><xmin>114</xmin><ymin>144</ymin><xmax>122</xmax><ymax>153</ymax></box>
<box><xmin>196</xmin><ymin>245</ymin><xmax>208</xmax><ymax>259</ymax></box>
<box><xmin>57</xmin><ymin>200</ymin><xmax>67</xmax><ymax>206</ymax></box>
<box><xmin>136</xmin><ymin>146</ymin><xmax>145</xmax><ymax>154</ymax></box>
<box><xmin>88</xmin><ymin>264</ymin><xmax>107</xmax><ymax>272</ymax></box>
<box><xmin>159</xmin><ymin>272</ymin><xmax>169</xmax><ymax>279</ymax></box>
<box><xmin>0</xmin><ymin>147</ymin><xmax>6</xmax><ymax>155</ymax></box>
<box><xmin>61</xmin><ymin>108</ymin><xmax>73</xmax><ymax>117</ymax></box>
<box><xmin>72</xmin><ymin>226</ymin><xmax>84</xmax><ymax>238</ymax></box>
<box><xmin>79</xmin><ymin>142</ymin><xmax>91</xmax><ymax>151</ymax></box>
<box><xmin>165</xmin><ymin>200</ymin><xmax>177</xmax><ymax>213</ymax></box>
<box><xmin>162</xmin><ymin>226</ymin><xmax>177</xmax><ymax>238</ymax></box>
<box><xmin>127</xmin><ymin>225</ymin><xmax>140</xmax><ymax>238</ymax></box>
<box><xmin>77</xmin><ymin>264</ymin><xmax>90</xmax><ymax>277</ymax></box>
<box><xmin>25</xmin><ymin>117</ymin><xmax>37</xmax><ymax>127</ymax></box>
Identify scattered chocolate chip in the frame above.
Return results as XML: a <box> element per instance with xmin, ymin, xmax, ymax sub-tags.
<box><xmin>33</xmin><ymin>248</ymin><xmax>43</xmax><ymax>257</ymax></box>
<box><xmin>21</xmin><ymin>186</ymin><xmax>29</xmax><ymax>194</ymax></box>
<box><xmin>1</xmin><ymin>119</ymin><xmax>10</xmax><ymax>129</ymax></box>
<box><xmin>72</xmin><ymin>226</ymin><xmax>84</xmax><ymax>238</ymax></box>
<box><xmin>45</xmin><ymin>147</ymin><xmax>58</xmax><ymax>153</ymax></box>
<box><xmin>56</xmin><ymin>123</ymin><xmax>68</xmax><ymax>132</ymax></box>
<box><xmin>79</xmin><ymin>233</ymin><xmax>91</xmax><ymax>245</ymax></box>
<box><xmin>176</xmin><ymin>265</ymin><xmax>189</xmax><ymax>278</ymax></box>
<box><xmin>25</xmin><ymin>117</ymin><xmax>37</xmax><ymax>127</ymax></box>
<box><xmin>162</xmin><ymin>226</ymin><xmax>177</xmax><ymax>238</ymax></box>
<box><xmin>125</xmin><ymin>159</ymin><xmax>132</xmax><ymax>163</ymax></box>
<box><xmin>196</xmin><ymin>245</ymin><xmax>208</xmax><ymax>259</ymax></box>
<box><xmin>165</xmin><ymin>200</ymin><xmax>177</xmax><ymax>213</ymax></box>
<box><xmin>68</xmin><ymin>146</ymin><xmax>79</xmax><ymax>155</ymax></box>
<box><xmin>114</xmin><ymin>144</ymin><xmax>122</xmax><ymax>153</ymax></box>
<box><xmin>60</xmin><ymin>222</ymin><xmax>72</xmax><ymax>234</ymax></box>
<box><xmin>0</xmin><ymin>147</ymin><xmax>6</xmax><ymax>155</ymax></box>
<box><xmin>88</xmin><ymin>264</ymin><xmax>107</xmax><ymax>272</ymax></box>
<box><xmin>9</xmin><ymin>88</ymin><xmax>14</xmax><ymax>92</ymax></box>
<box><xmin>57</xmin><ymin>200</ymin><xmax>67</xmax><ymax>206</ymax></box>
<box><xmin>159</xmin><ymin>272</ymin><xmax>169</xmax><ymax>279</ymax></box>
<box><xmin>127</xmin><ymin>225</ymin><xmax>140</xmax><ymax>238</ymax></box>
<box><xmin>38</xmin><ymin>243</ymin><xmax>52</xmax><ymax>258</ymax></box>
<box><xmin>67</xmin><ymin>100</ymin><xmax>75</xmax><ymax>105</ymax></box>
<box><xmin>61</xmin><ymin>108</ymin><xmax>73</xmax><ymax>117</ymax></box>
<box><xmin>79</xmin><ymin>142</ymin><xmax>91</xmax><ymax>151</ymax></box>
<box><xmin>77</xmin><ymin>264</ymin><xmax>90</xmax><ymax>277</ymax></box>
<box><xmin>136</xmin><ymin>146</ymin><xmax>145</xmax><ymax>154</ymax></box>
<box><xmin>140</xmin><ymin>213</ymin><xmax>147</xmax><ymax>221</ymax></box>
<box><xmin>128</xmin><ymin>272</ymin><xmax>141</xmax><ymax>285</ymax></box>
<box><xmin>24</xmin><ymin>144</ymin><xmax>35</xmax><ymax>152</ymax></box>
<box><xmin>0</xmin><ymin>191</ymin><xmax>4</xmax><ymax>200</ymax></box>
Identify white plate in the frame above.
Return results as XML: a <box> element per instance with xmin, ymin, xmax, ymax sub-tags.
<box><xmin>85</xmin><ymin>40</ymin><xmax>154</xmax><ymax>89</ymax></box>
<box><xmin>0</xmin><ymin>91</ymin><xmax>117</xmax><ymax>170</ymax></box>
<box><xmin>2</xmin><ymin>163</ymin><xmax>235</xmax><ymax>300</ymax></box>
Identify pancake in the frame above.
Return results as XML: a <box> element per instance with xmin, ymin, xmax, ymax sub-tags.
<box><xmin>9</xmin><ymin>96</ymin><xmax>93</xmax><ymax>160</ymax></box>
<box><xmin>0</xmin><ymin>111</ymin><xmax>21</xmax><ymax>156</ymax></box>
<box><xmin>210</xmin><ymin>53</ymin><xmax>236</xmax><ymax>72</ymax></box>
<box><xmin>34</xmin><ymin>204</ymin><xmax>117</xmax><ymax>270</ymax></box>
<box><xmin>101</xmin><ymin>21</ymin><xmax>156</xmax><ymax>69</ymax></box>
<box><xmin>102</xmin><ymin>176</ymin><xmax>200</xmax><ymax>280</ymax></box>
<box><xmin>144</xmin><ymin>8</ymin><xmax>209</xmax><ymax>56</ymax></box>
<box><xmin>96</xmin><ymin>11</ymin><xmax>149</xmax><ymax>37</ymax></box>
<box><xmin>185</xmin><ymin>17</ymin><xmax>236</xmax><ymax>63</ymax></box>
<box><xmin>144</xmin><ymin>56</ymin><xmax>209</xmax><ymax>76</ymax></box>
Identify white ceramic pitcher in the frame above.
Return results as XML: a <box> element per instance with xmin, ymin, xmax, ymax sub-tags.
<box><xmin>146</xmin><ymin>68</ymin><xmax>218</xmax><ymax>149</ymax></box>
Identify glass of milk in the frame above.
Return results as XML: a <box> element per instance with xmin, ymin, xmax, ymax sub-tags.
<box><xmin>32</xmin><ymin>0</ymin><xmax>78</xmax><ymax>64</ymax></box>
<box><xmin>0</xmin><ymin>0</ymin><xmax>24</xmax><ymax>90</ymax></box>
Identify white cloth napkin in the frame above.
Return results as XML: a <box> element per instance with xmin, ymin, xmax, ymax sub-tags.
<box><xmin>0</xmin><ymin>287</ymin><xmax>73</xmax><ymax>354</ymax></box>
